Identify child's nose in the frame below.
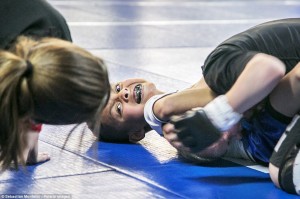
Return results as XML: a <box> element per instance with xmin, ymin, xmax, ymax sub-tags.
<box><xmin>120</xmin><ymin>88</ymin><xmax>129</xmax><ymax>101</ymax></box>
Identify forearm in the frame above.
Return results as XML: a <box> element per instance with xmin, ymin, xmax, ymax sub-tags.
<box><xmin>154</xmin><ymin>87</ymin><xmax>217</xmax><ymax>121</ymax></box>
<box><xmin>190</xmin><ymin>77</ymin><xmax>208</xmax><ymax>89</ymax></box>
<box><xmin>24</xmin><ymin>127</ymin><xmax>50</xmax><ymax>165</ymax></box>
<box><xmin>24</xmin><ymin>131</ymin><xmax>39</xmax><ymax>164</ymax></box>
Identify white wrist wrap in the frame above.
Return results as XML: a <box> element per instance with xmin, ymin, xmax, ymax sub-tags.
<box><xmin>203</xmin><ymin>95</ymin><xmax>242</xmax><ymax>132</ymax></box>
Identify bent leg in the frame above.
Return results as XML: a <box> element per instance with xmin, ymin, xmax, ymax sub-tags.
<box><xmin>226</xmin><ymin>53</ymin><xmax>285</xmax><ymax>114</ymax></box>
<box><xmin>171</xmin><ymin>54</ymin><xmax>286</xmax><ymax>152</ymax></box>
<box><xmin>267</xmin><ymin>63</ymin><xmax>300</xmax><ymax>194</ymax></box>
<box><xmin>203</xmin><ymin>54</ymin><xmax>286</xmax><ymax>131</ymax></box>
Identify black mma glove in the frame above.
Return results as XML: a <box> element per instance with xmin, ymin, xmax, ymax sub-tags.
<box><xmin>170</xmin><ymin>108</ymin><xmax>222</xmax><ymax>153</ymax></box>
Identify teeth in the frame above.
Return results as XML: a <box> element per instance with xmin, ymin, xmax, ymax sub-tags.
<box><xmin>134</xmin><ymin>84</ymin><xmax>142</xmax><ymax>104</ymax></box>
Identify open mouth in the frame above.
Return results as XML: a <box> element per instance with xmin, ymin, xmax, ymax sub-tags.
<box><xmin>134</xmin><ymin>84</ymin><xmax>142</xmax><ymax>104</ymax></box>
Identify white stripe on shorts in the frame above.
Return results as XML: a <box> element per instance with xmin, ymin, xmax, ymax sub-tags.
<box><xmin>274</xmin><ymin>115</ymin><xmax>300</xmax><ymax>152</ymax></box>
<box><xmin>294</xmin><ymin>149</ymin><xmax>300</xmax><ymax>195</ymax></box>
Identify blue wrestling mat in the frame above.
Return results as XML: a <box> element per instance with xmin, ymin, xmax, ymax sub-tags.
<box><xmin>0</xmin><ymin>124</ymin><xmax>298</xmax><ymax>199</ymax></box>
<box><xmin>1</xmin><ymin>0</ymin><xmax>300</xmax><ymax>198</ymax></box>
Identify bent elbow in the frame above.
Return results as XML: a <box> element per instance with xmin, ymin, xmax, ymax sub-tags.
<box><xmin>269</xmin><ymin>163</ymin><xmax>280</xmax><ymax>188</ymax></box>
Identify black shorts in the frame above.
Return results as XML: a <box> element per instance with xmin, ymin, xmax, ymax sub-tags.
<box><xmin>270</xmin><ymin>115</ymin><xmax>300</xmax><ymax>167</ymax></box>
<box><xmin>202</xmin><ymin>45</ymin><xmax>257</xmax><ymax>94</ymax></box>
<box><xmin>202</xmin><ymin>19</ymin><xmax>300</xmax><ymax>95</ymax></box>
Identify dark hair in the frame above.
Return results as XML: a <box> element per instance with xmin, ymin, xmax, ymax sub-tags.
<box><xmin>0</xmin><ymin>36</ymin><xmax>110</xmax><ymax>170</ymax></box>
<box><xmin>98</xmin><ymin>122</ymin><xmax>152</xmax><ymax>143</ymax></box>
<box><xmin>98</xmin><ymin>123</ymin><xmax>131</xmax><ymax>143</ymax></box>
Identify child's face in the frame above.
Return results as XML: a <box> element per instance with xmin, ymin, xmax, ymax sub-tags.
<box><xmin>100</xmin><ymin>78</ymin><xmax>162</xmax><ymax>141</ymax></box>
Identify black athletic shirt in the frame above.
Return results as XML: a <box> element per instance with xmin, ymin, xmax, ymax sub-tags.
<box><xmin>202</xmin><ymin>18</ymin><xmax>300</xmax><ymax>95</ymax></box>
<box><xmin>0</xmin><ymin>0</ymin><xmax>72</xmax><ymax>49</ymax></box>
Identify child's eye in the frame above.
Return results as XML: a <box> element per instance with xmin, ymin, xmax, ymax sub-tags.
<box><xmin>115</xmin><ymin>83</ymin><xmax>121</xmax><ymax>93</ymax></box>
<box><xmin>116</xmin><ymin>102</ymin><xmax>122</xmax><ymax>115</ymax></box>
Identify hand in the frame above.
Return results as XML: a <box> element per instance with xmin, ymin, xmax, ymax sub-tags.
<box><xmin>163</xmin><ymin>122</ymin><xmax>230</xmax><ymax>161</ymax></box>
<box><xmin>167</xmin><ymin>108</ymin><xmax>222</xmax><ymax>153</ymax></box>
<box><xmin>24</xmin><ymin>131</ymin><xmax>50</xmax><ymax>165</ymax></box>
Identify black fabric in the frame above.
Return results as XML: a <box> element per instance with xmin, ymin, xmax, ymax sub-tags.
<box><xmin>278</xmin><ymin>144</ymin><xmax>299</xmax><ymax>195</ymax></box>
<box><xmin>265</xmin><ymin>98</ymin><xmax>293</xmax><ymax>125</ymax></box>
<box><xmin>0</xmin><ymin>0</ymin><xmax>72</xmax><ymax>49</ymax></box>
<box><xmin>171</xmin><ymin>109</ymin><xmax>221</xmax><ymax>153</ymax></box>
<box><xmin>202</xmin><ymin>18</ymin><xmax>300</xmax><ymax>94</ymax></box>
<box><xmin>270</xmin><ymin>116</ymin><xmax>300</xmax><ymax>167</ymax></box>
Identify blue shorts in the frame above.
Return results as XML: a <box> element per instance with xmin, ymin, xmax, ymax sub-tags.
<box><xmin>241</xmin><ymin>109</ymin><xmax>288</xmax><ymax>165</ymax></box>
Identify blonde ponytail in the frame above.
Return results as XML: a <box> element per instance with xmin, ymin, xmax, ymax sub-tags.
<box><xmin>0</xmin><ymin>51</ymin><xmax>34</xmax><ymax>170</ymax></box>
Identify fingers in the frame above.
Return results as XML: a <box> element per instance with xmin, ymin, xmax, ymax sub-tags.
<box><xmin>163</xmin><ymin>124</ymin><xmax>181</xmax><ymax>146</ymax></box>
<box><xmin>163</xmin><ymin>123</ymin><xmax>191</xmax><ymax>152</ymax></box>
<box><xmin>37</xmin><ymin>152</ymin><xmax>51</xmax><ymax>163</ymax></box>
<box><xmin>162</xmin><ymin>123</ymin><xmax>176</xmax><ymax>135</ymax></box>
<box><xmin>27</xmin><ymin>152</ymin><xmax>50</xmax><ymax>165</ymax></box>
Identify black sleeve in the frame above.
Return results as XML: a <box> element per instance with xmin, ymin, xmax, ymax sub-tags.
<box><xmin>202</xmin><ymin>45</ymin><xmax>258</xmax><ymax>95</ymax></box>
<box><xmin>0</xmin><ymin>0</ymin><xmax>72</xmax><ymax>49</ymax></box>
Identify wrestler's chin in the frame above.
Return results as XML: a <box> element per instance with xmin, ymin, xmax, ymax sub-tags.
<box><xmin>143</xmin><ymin>82</ymin><xmax>163</xmax><ymax>102</ymax></box>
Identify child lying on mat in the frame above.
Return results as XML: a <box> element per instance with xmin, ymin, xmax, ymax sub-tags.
<box><xmin>99</xmin><ymin>76</ymin><xmax>292</xmax><ymax>163</ymax></box>
<box><xmin>98</xmin><ymin>18</ymin><xmax>300</xmax><ymax>195</ymax></box>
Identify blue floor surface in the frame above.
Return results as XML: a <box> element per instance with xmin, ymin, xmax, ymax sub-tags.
<box><xmin>1</xmin><ymin>0</ymin><xmax>300</xmax><ymax>198</ymax></box>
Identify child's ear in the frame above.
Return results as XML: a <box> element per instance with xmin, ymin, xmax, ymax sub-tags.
<box><xmin>129</xmin><ymin>129</ymin><xmax>146</xmax><ymax>142</ymax></box>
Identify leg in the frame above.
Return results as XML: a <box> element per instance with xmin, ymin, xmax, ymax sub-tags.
<box><xmin>205</xmin><ymin>53</ymin><xmax>286</xmax><ymax>131</ymax></box>
<box><xmin>244</xmin><ymin>62</ymin><xmax>300</xmax><ymax>164</ymax></box>
<box><xmin>269</xmin><ymin>62</ymin><xmax>300</xmax><ymax>117</ymax></box>
<box><xmin>24</xmin><ymin>130</ymin><xmax>50</xmax><ymax>165</ymax></box>
<box><xmin>269</xmin><ymin>115</ymin><xmax>300</xmax><ymax>195</ymax></box>
<box><xmin>226</xmin><ymin>53</ymin><xmax>286</xmax><ymax>114</ymax></box>
<box><xmin>267</xmin><ymin>63</ymin><xmax>300</xmax><ymax>194</ymax></box>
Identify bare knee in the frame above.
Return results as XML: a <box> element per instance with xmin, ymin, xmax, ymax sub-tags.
<box><xmin>269</xmin><ymin>163</ymin><xmax>280</xmax><ymax>188</ymax></box>
<box><xmin>253</xmin><ymin>54</ymin><xmax>286</xmax><ymax>79</ymax></box>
